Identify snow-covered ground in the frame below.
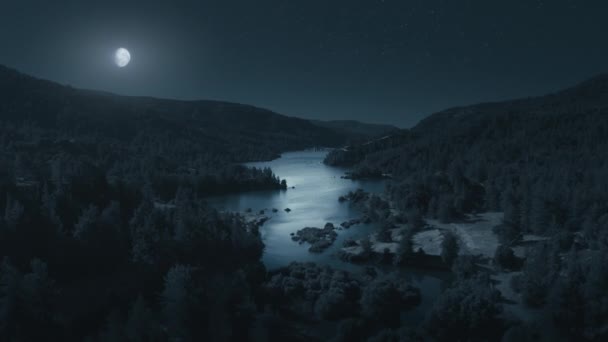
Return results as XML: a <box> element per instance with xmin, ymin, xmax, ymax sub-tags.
<box><xmin>340</xmin><ymin>228</ymin><xmax>403</xmax><ymax>257</ymax></box>
<box><xmin>425</xmin><ymin>212</ymin><xmax>503</xmax><ymax>258</ymax></box>
<box><xmin>369</xmin><ymin>228</ymin><xmax>402</xmax><ymax>253</ymax></box>
<box><xmin>341</xmin><ymin>209</ymin><xmax>552</xmax><ymax>326</ymax></box>
<box><xmin>412</xmin><ymin>229</ymin><xmax>444</xmax><ymax>256</ymax></box>
<box><xmin>342</xmin><ymin>212</ymin><xmax>506</xmax><ymax>260</ymax></box>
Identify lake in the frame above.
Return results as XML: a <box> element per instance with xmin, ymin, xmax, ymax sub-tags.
<box><xmin>208</xmin><ymin>149</ymin><xmax>448</xmax><ymax>321</ymax></box>
<box><xmin>208</xmin><ymin>149</ymin><xmax>385</xmax><ymax>271</ymax></box>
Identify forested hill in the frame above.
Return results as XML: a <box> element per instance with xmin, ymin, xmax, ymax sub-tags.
<box><xmin>0</xmin><ymin>64</ymin><xmax>404</xmax><ymax>341</ymax></box>
<box><xmin>310</xmin><ymin>119</ymin><xmax>399</xmax><ymax>141</ymax></box>
<box><xmin>0</xmin><ymin>64</ymin><xmax>363</xmax><ymax>200</ymax></box>
<box><xmin>322</xmin><ymin>74</ymin><xmax>608</xmax><ymax>341</ymax></box>
<box><xmin>0</xmin><ymin>63</ymin><xmax>302</xmax><ymax>340</ymax></box>
<box><xmin>0</xmin><ymin>64</ymin><xmax>347</xmax><ymax>161</ymax></box>
<box><xmin>326</xmin><ymin>73</ymin><xmax>608</xmax><ymax>168</ymax></box>
<box><xmin>325</xmin><ymin>73</ymin><xmax>608</xmax><ymax>228</ymax></box>
<box><xmin>414</xmin><ymin>73</ymin><xmax>608</xmax><ymax>134</ymax></box>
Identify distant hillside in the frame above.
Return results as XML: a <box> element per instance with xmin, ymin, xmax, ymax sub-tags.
<box><xmin>414</xmin><ymin>73</ymin><xmax>608</xmax><ymax>135</ymax></box>
<box><xmin>0</xmin><ymin>65</ymin><xmax>351</xmax><ymax>162</ymax></box>
<box><xmin>0</xmin><ymin>64</ymin><xmax>385</xmax><ymax>200</ymax></box>
<box><xmin>322</xmin><ymin>75</ymin><xmax>608</xmax><ymax>342</ymax></box>
<box><xmin>326</xmin><ymin>74</ymin><xmax>608</xmax><ymax>168</ymax></box>
<box><xmin>325</xmin><ymin>73</ymin><xmax>608</xmax><ymax>227</ymax></box>
<box><xmin>310</xmin><ymin>119</ymin><xmax>399</xmax><ymax>141</ymax></box>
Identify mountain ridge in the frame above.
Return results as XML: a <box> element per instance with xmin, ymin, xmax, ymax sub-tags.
<box><xmin>415</xmin><ymin>72</ymin><xmax>608</xmax><ymax>133</ymax></box>
<box><xmin>0</xmin><ymin>64</ymin><xmax>394</xmax><ymax>143</ymax></box>
<box><xmin>324</xmin><ymin>72</ymin><xmax>608</xmax><ymax>172</ymax></box>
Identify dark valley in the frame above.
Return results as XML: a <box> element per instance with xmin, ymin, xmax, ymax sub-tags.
<box><xmin>2</xmin><ymin>1</ymin><xmax>608</xmax><ymax>341</ymax></box>
<box><xmin>2</xmin><ymin>65</ymin><xmax>608</xmax><ymax>341</ymax></box>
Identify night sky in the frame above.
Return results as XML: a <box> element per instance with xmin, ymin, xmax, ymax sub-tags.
<box><xmin>1</xmin><ymin>0</ymin><xmax>607</xmax><ymax>127</ymax></box>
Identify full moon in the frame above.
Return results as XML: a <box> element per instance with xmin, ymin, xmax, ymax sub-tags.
<box><xmin>114</xmin><ymin>48</ymin><xmax>131</xmax><ymax>67</ymax></box>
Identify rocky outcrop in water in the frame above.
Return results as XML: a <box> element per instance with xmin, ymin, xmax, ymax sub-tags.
<box><xmin>339</xmin><ymin>216</ymin><xmax>371</xmax><ymax>228</ymax></box>
<box><xmin>239</xmin><ymin>212</ymin><xmax>271</xmax><ymax>232</ymax></box>
<box><xmin>291</xmin><ymin>223</ymin><xmax>338</xmax><ymax>253</ymax></box>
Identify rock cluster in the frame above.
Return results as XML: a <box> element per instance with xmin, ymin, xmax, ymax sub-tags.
<box><xmin>340</xmin><ymin>216</ymin><xmax>371</xmax><ymax>228</ymax></box>
<box><xmin>291</xmin><ymin>223</ymin><xmax>338</xmax><ymax>253</ymax></box>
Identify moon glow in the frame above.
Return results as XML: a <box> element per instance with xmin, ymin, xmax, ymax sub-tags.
<box><xmin>114</xmin><ymin>48</ymin><xmax>131</xmax><ymax>67</ymax></box>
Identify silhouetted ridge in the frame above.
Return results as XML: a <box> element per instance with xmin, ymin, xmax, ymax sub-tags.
<box><xmin>322</xmin><ymin>76</ymin><xmax>608</xmax><ymax>341</ymax></box>
<box><xmin>556</xmin><ymin>72</ymin><xmax>608</xmax><ymax>103</ymax></box>
<box><xmin>0</xmin><ymin>64</ymin><xmax>353</xmax><ymax>152</ymax></box>
<box><xmin>414</xmin><ymin>73</ymin><xmax>608</xmax><ymax>134</ymax></box>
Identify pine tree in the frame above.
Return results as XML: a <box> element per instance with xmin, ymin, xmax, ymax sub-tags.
<box><xmin>407</xmin><ymin>208</ymin><xmax>425</xmax><ymax>232</ymax></box>
<box><xmin>100</xmin><ymin>201</ymin><xmax>121</xmax><ymax>228</ymax></box>
<box><xmin>98</xmin><ymin>310</ymin><xmax>126</xmax><ymax>342</ymax></box>
<box><xmin>126</xmin><ymin>294</ymin><xmax>159</xmax><ymax>342</ymax></box>
<box><xmin>40</xmin><ymin>183</ymin><xmax>64</xmax><ymax>234</ymax></box>
<box><xmin>518</xmin><ymin>179</ymin><xmax>533</xmax><ymax>233</ymax></box>
<box><xmin>394</xmin><ymin>231</ymin><xmax>414</xmax><ymax>265</ymax></box>
<box><xmin>0</xmin><ymin>258</ymin><xmax>21</xmax><ymax>338</ymax></box>
<box><xmin>20</xmin><ymin>259</ymin><xmax>57</xmax><ymax>335</ymax></box>
<box><xmin>502</xmin><ymin>189</ymin><xmax>520</xmax><ymax>229</ymax></box>
<box><xmin>360</xmin><ymin>237</ymin><xmax>373</xmax><ymax>258</ymax></box>
<box><xmin>484</xmin><ymin>181</ymin><xmax>500</xmax><ymax>212</ymax></box>
<box><xmin>161</xmin><ymin>264</ymin><xmax>193</xmax><ymax>342</ymax></box>
<box><xmin>438</xmin><ymin>195</ymin><xmax>454</xmax><ymax>223</ymax></box>
<box><xmin>531</xmin><ymin>196</ymin><xmax>550</xmax><ymax>235</ymax></box>
<box><xmin>129</xmin><ymin>201</ymin><xmax>159</xmax><ymax>264</ymax></box>
<box><xmin>427</xmin><ymin>196</ymin><xmax>439</xmax><ymax>218</ymax></box>
<box><xmin>3</xmin><ymin>194</ymin><xmax>24</xmax><ymax>230</ymax></box>
<box><xmin>441</xmin><ymin>231</ymin><xmax>460</xmax><ymax>266</ymax></box>
<box><xmin>131</xmin><ymin>216</ymin><xmax>158</xmax><ymax>265</ymax></box>
<box><xmin>519</xmin><ymin>243</ymin><xmax>559</xmax><ymax>307</ymax></box>
<box><xmin>73</xmin><ymin>205</ymin><xmax>99</xmax><ymax>240</ymax></box>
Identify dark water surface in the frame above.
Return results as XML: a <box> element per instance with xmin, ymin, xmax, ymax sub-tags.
<box><xmin>208</xmin><ymin>150</ymin><xmax>448</xmax><ymax>321</ymax></box>
<box><xmin>208</xmin><ymin>150</ymin><xmax>385</xmax><ymax>271</ymax></box>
